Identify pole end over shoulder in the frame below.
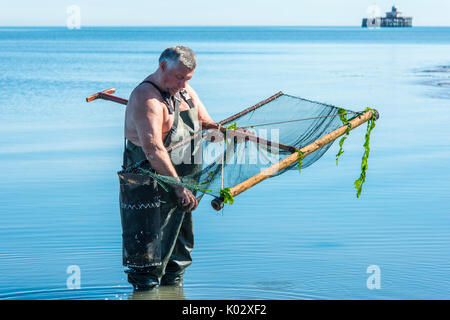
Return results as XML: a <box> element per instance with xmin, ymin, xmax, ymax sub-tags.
<box><xmin>85</xmin><ymin>88</ymin><xmax>116</xmax><ymax>103</ymax></box>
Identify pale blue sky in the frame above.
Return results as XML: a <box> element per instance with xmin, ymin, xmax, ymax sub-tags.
<box><xmin>1</xmin><ymin>0</ymin><xmax>449</xmax><ymax>26</ymax></box>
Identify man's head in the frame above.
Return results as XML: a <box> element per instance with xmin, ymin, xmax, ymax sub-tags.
<box><xmin>158</xmin><ymin>46</ymin><xmax>196</xmax><ymax>95</ymax></box>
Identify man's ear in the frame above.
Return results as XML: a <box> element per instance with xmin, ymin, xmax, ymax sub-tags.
<box><xmin>160</xmin><ymin>60</ymin><xmax>167</xmax><ymax>72</ymax></box>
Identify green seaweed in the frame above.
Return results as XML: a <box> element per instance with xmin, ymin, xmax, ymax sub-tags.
<box><xmin>334</xmin><ymin>107</ymin><xmax>377</xmax><ymax>197</ymax></box>
<box><xmin>199</xmin><ymin>171</ymin><xmax>216</xmax><ymax>185</ymax></box>
<box><xmin>226</xmin><ymin>122</ymin><xmax>237</xmax><ymax>130</ymax></box>
<box><xmin>354</xmin><ymin>107</ymin><xmax>377</xmax><ymax>198</ymax></box>
<box><xmin>220</xmin><ymin>187</ymin><xmax>234</xmax><ymax>205</ymax></box>
<box><xmin>296</xmin><ymin>149</ymin><xmax>304</xmax><ymax>174</ymax></box>
<box><xmin>194</xmin><ymin>186</ymin><xmax>213</xmax><ymax>193</ymax></box>
<box><xmin>336</xmin><ymin>108</ymin><xmax>351</xmax><ymax>165</ymax></box>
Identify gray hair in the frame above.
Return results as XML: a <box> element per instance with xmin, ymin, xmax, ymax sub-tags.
<box><xmin>159</xmin><ymin>46</ymin><xmax>197</xmax><ymax>70</ymax></box>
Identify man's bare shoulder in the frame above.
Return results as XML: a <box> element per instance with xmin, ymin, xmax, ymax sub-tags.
<box><xmin>129</xmin><ymin>83</ymin><xmax>165</xmax><ymax>114</ymax></box>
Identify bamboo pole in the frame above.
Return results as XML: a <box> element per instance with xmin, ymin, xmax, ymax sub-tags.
<box><xmin>211</xmin><ymin>109</ymin><xmax>376</xmax><ymax>210</ymax></box>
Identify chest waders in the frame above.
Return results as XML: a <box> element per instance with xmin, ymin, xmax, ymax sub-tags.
<box><xmin>118</xmin><ymin>81</ymin><xmax>201</xmax><ymax>289</ymax></box>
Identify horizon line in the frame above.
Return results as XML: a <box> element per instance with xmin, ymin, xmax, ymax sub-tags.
<box><xmin>1</xmin><ymin>25</ymin><xmax>449</xmax><ymax>28</ymax></box>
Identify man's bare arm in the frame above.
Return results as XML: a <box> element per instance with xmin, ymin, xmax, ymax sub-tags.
<box><xmin>133</xmin><ymin>95</ymin><xmax>180</xmax><ymax>179</ymax></box>
<box><xmin>132</xmin><ymin>94</ymin><xmax>198</xmax><ymax>210</ymax></box>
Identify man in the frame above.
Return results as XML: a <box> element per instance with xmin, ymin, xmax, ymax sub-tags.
<box><xmin>119</xmin><ymin>46</ymin><xmax>217</xmax><ymax>290</ymax></box>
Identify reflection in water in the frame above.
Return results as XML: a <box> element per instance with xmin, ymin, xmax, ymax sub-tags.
<box><xmin>129</xmin><ymin>285</ymin><xmax>186</xmax><ymax>300</ymax></box>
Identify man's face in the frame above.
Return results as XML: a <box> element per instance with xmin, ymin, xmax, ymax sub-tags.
<box><xmin>161</xmin><ymin>60</ymin><xmax>194</xmax><ymax>96</ymax></box>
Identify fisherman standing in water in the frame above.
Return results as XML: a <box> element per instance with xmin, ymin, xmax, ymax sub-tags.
<box><xmin>120</xmin><ymin>46</ymin><xmax>217</xmax><ymax>290</ymax></box>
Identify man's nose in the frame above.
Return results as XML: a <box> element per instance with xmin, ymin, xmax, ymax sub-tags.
<box><xmin>179</xmin><ymin>80</ymin><xmax>188</xmax><ymax>88</ymax></box>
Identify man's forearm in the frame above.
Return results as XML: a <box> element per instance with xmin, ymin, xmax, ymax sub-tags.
<box><xmin>201</xmin><ymin>120</ymin><xmax>218</xmax><ymax>130</ymax></box>
<box><xmin>143</xmin><ymin>143</ymin><xmax>180</xmax><ymax>182</ymax></box>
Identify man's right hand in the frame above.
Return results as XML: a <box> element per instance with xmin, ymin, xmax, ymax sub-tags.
<box><xmin>174</xmin><ymin>186</ymin><xmax>198</xmax><ymax>211</ymax></box>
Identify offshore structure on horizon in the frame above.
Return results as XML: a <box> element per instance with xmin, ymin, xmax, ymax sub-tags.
<box><xmin>362</xmin><ymin>6</ymin><xmax>412</xmax><ymax>28</ymax></box>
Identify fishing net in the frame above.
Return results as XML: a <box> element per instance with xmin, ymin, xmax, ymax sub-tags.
<box><xmin>118</xmin><ymin>92</ymin><xmax>376</xmax><ymax>208</ymax></box>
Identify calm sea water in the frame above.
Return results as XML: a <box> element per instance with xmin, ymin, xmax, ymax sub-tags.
<box><xmin>0</xmin><ymin>27</ymin><xmax>449</xmax><ymax>300</ymax></box>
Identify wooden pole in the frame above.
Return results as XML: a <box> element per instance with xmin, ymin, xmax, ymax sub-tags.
<box><xmin>166</xmin><ymin>124</ymin><xmax>297</xmax><ymax>153</ymax></box>
<box><xmin>218</xmin><ymin>126</ymin><xmax>297</xmax><ymax>152</ymax></box>
<box><xmin>85</xmin><ymin>88</ymin><xmax>128</xmax><ymax>105</ymax></box>
<box><xmin>86</xmin><ymin>88</ymin><xmax>116</xmax><ymax>102</ymax></box>
<box><xmin>167</xmin><ymin>91</ymin><xmax>286</xmax><ymax>152</ymax></box>
<box><xmin>210</xmin><ymin>109</ymin><xmax>376</xmax><ymax>209</ymax></box>
<box><xmin>218</xmin><ymin>91</ymin><xmax>283</xmax><ymax>125</ymax></box>
<box><xmin>86</xmin><ymin>90</ymin><xmax>283</xmax><ymax>118</ymax></box>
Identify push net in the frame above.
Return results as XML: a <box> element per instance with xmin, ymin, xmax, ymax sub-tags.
<box><xmin>112</xmin><ymin>91</ymin><xmax>377</xmax><ymax>209</ymax></box>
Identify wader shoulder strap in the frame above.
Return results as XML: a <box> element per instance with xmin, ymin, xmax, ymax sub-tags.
<box><xmin>164</xmin><ymin>96</ymin><xmax>181</xmax><ymax>148</ymax></box>
<box><xmin>140</xmin><ymin>80</ymin><xmax>174</xmax><ymax>114</ymax></box>
<box><xmin>180</xmin><ymin>89</ymin><xmax>195</xmax><ymax>110</ymax></box>
<box><xmin>162</xmin><ymin>89</ymin><xmax>195</xmax><ymax>147</ymax></box>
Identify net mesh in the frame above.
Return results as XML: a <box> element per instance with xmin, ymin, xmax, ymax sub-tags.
<box><xmin>122</xmin><ymin>93</ymin><xmax>363</xmax><ymax>202</ymax></box>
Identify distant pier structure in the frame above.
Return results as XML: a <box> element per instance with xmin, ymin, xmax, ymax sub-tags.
<box><xmin>362</xmin><ymin>6</ymin><xmax>412</xmax><ymax>27</ymax></box>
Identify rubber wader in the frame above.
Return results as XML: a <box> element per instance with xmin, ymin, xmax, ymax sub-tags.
<box><xmin>118</xmin><ymin>83</ymin><xmax>201</xmax><ymax>290</ymax></box>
